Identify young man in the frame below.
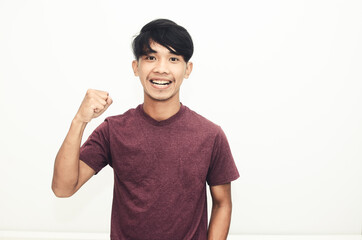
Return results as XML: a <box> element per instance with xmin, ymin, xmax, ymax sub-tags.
<box><xmin>52</xmin><ymin>19</ymin><xmax>239</xmax><ymax>240</ymax></box>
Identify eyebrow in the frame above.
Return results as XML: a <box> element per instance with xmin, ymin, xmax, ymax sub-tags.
<box><xmin>145</xmin><ymin>50</ymin><xmax>179</xmax><ymax>56</ymax></box>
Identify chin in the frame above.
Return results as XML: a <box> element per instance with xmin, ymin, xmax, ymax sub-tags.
<box><xmin>146</xmin><ymin>92</ymin><xmax>176</xmax><ymax>102</ymax></box>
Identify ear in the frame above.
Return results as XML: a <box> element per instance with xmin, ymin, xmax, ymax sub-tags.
<box><xmin>132</xmin><ymin>60</ymin><xmax>139</xmax><ymax>76</ymax></box>
<box><xmin>184</xmin><ymin>62</ymin><xmax>193</xmax><ymax>79</ymax></box>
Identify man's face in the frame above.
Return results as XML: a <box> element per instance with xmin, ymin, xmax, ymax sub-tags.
<box><xmin>132</xmin><ymin>41</ymin><xmax>193</xmax><ymax>102</ymax></box>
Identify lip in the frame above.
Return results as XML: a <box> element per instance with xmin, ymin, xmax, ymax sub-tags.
<box><xmin>149</xmin><ymin>77</ymin><xmax>173</xmax><ymax>82</ymax></box>
<box><xmin>148</xmin><ymin>77</ymin><xmax>173</xmax><ymax>89</ymax></box>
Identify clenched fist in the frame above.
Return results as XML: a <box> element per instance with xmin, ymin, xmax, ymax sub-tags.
<box><xmin>74</xmin><ymin>89</ymin><xmax>113</xmax><ymax>123</ymax></box>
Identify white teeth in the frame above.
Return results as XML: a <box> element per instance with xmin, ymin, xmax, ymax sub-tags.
<box><xmin>151</xmin><ymin>80</ymin><xmax>171</xmax><ymax>85</ymax></box>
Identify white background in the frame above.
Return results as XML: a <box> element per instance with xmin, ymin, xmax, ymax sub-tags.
<box><xmin>0</xmin><ymin>0</ymin><xmax>362</xmax><ymax>236</ymax></box>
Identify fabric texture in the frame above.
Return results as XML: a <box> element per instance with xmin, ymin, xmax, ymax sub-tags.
<box><xmin>79</xmin><ymin>104</ymin><xmax>239</xmax><ymax>240</ymax></box>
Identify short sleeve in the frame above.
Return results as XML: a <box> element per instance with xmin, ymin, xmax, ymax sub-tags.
<box><xmin>207</xmin><ymin>127</ymin><xmax>240</xmax><ymax>186</ymax></box>
<box><xmin>79</xmin><ymin>119</ymin><xmax>111</xmax><ymax>174</ymax></box>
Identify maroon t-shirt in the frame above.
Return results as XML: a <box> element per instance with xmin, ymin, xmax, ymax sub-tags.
<box><xmin>79</xmin><ymin>104</ymin><xmax>239</xmax><ymax>240</ymax></box>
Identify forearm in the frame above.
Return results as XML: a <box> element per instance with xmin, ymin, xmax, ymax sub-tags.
<box><xmin>207</xmin><ymin>203</ymin><xmax>232</xmax><ymax>240</ymax></box>
<box><xmin>52</xmin><ymin>117</ymin><xmax>87</xmax><ymax>197</ymax></box>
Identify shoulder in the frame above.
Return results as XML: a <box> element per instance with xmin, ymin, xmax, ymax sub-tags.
<box><xmin>104</xmin><ymin>105</ymin><xmax>140</xmax><ymax>125</ymax></box>
<box><xmin>183</xmin><ymin>106</ymin><xmax>223</xmax><ymax>135</ymax></box>
<box><xmin>91</xmin><ymin>106</ymin><xmax>141</xmax><ymax>136</ymax></box>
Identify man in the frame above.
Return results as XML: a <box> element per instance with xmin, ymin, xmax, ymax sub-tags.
<box><xmin>52</xmin><ymin>19</ymin><xmax>239</xmax><ymax>240</ymax></box>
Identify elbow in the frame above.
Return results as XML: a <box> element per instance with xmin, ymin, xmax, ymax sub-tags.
<box><xmin>52</xmin><ymin>190</ymin><xmax>73</xmax><ymax>198</ymax></box>
<box><xmin>51</xmin><ymin>182</ymin><xmax>75</xmax><ymax>198</ymax></box>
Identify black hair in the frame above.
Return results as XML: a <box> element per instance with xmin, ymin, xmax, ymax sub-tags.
<box><xmin>132</xmin><ymin>19</ymin><xmax>194</xmax><ymax>62</ymax></box>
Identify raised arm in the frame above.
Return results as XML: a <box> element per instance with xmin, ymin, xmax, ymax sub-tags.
<box><xmin>51</xmin><ymin>89</ymin><xmax>112</xmax><ymax>197</ymax></box>
<box><xmin>207</xmin><ymin>183</ymin><xmax>232</xmax><ymax>240</ymax></box>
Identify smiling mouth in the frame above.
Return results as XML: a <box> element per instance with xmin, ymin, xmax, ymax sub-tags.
<box><xmin>150</xmin><ymin>80</ymin><xmax>172</xmax><ymax>85</ymax></box>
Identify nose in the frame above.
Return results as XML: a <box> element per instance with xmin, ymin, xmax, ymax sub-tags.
<box><xmin>153</xmin><ymin>58</ymin><xmax>169</xmax><ymax>74</ymax></box>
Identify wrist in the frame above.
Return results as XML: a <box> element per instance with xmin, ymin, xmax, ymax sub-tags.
<box><xmin>72</xmin><ymin>115</ymin><xmax>89</xmax><ymax>128</ymax></box>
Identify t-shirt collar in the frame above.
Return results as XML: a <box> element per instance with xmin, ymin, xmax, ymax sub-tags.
<box><xmin>137</xmin><ymin>103</ymin><xmax>186</xmax><ymax>126</ymax></box>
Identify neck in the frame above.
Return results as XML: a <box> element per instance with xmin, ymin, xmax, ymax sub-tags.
<box><xmin>143</xmin><ymin>95</ymin><xmax>181</xmax><ymax>121</ymax></box>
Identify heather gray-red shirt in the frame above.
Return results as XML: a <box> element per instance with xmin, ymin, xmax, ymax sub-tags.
<box><xmin>79</xmin><ymin>104</ymin><xmax>240</xmax><ymax>240</ymax></box>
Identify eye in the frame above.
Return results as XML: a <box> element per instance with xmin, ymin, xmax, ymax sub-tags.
<box><xmin>145</xmin><ymin>56</ymin><xmax>156</xmax><ymax>61</ymax></box>
<box><xmin>170</xmin><ymin>57</ymin><xmax>179</xmax><ymax>62</ymax></box>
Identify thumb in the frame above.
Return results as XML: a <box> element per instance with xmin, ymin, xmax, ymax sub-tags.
<box><xmin>103</xmin><ymin>96</ymin><xmax>113</xmax><ymax>112</ymax></box>
<box><xmin>106</xmin><ymin>96</ymin><xmax>113</xmax><ymax>105</ymax></box>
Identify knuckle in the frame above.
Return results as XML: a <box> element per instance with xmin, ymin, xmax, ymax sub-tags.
<box><xmin>86</xmin><ymin>90</ymin><xmax>94</xmax><ymax>99</ymax></box>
